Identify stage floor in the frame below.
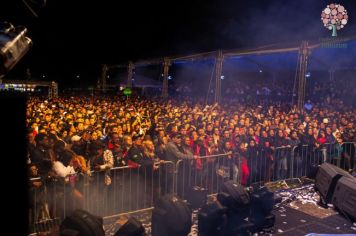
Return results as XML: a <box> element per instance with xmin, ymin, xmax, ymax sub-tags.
<box><xmin>104</xmin><ymin>180</ymin><xmax>356</xmax><ymax>235</ymax></box>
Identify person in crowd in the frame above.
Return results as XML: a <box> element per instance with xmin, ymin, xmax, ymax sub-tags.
<box><xmin>25</xmin><ymin>88</ymin><xmax>356</xmax><ymax>224</ymax></box>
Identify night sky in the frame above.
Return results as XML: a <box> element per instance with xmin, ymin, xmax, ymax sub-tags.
<box><xmin>1</xmin><ymin>0</ymin><xmax>356</xmax><ymax>88</ymax></box>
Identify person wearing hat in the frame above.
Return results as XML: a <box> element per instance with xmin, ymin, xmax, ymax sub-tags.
<box><xmin>70</xmin><ymin>135</ymin><xmax>87</xmax><ymax>158</ymax></box>
<box><xmin>30</xmin><ymin>133</ymin><xmax>51</xmax><ymax>165</ymax></box>
<box><xmin>89</xmin><ymin>140</ymin><xmax>113</xmax><ymax>171</ymax></box>
<box><xmin>165</xmin><ymin>133</ymin><xmax>198</xmax><ymax>163</ymax></box>
<box><xmin>127</xmin><ymin>134</ymin><xmax>144</xmax><ymax>168</ymax></box>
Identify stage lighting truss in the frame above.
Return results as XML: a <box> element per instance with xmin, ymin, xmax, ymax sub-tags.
<box><xmin>0</xmin><ymin>22</ymin><xmax>32</xmax><ymax>78</ymax></box>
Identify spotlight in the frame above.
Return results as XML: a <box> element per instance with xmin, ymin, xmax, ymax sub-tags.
<box><xmin>217</xmin><ymin>180</ymin><xmax>250</xmax><ymax>212</ymax></box>
<box><xmin>207</xmin><ymin>181</ymin><xmax>277</xmax><ymax>235</ymax></box>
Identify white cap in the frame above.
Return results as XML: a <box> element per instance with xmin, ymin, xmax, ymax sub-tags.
<box><xmin>71</xmin><ymin>135</ymin><xmax>81</xmax><ymax>142</ymax></box>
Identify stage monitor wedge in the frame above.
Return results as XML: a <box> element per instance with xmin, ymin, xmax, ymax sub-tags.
<box><xmin>315</xmin><ymin>162</ymin><xmax>353</xmax><ymax>203</ymax></box>
<box><xmin>332</xmin><ymin>176</ymin><xmax>356</xmax><ymax>222</ymax></box>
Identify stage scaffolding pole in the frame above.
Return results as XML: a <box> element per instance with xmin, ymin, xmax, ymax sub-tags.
<box><xmin>214</xmin><ymin>50</ymin><xmax>223</xmax><ymax>104</ymax></box>
<box><xmin>51</xmin><ymin>81</ymin><xmax>58</xmax><ymax>98</ymax></box>
<box><xmin>296</xmin><ymin>41</ymin><xmax>310</xmax><ymax>111</ymax></box>
<box><xmin>97</xmin><ymin>64</ymin><xmax>107</xmax><ymax>91</ymax></box>
<box><xmin>329</xmin><ymin>67</ymin><xmax>335</xmax><ymax>82</ymax></box>
<box><xmin>127</xmin><ymin>61</ymin><xmax>134</xmax><ymax>88</ymax></box>
<box><xmin>162</xmin><ymin>57</ymin><xmax>170</xmax><ymax>98</ymax></box>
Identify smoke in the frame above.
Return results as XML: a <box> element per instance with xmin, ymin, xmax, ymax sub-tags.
<box><xmin>206</xmin><ymin>0</ymin><xmax>355</xmax><ymax>49</ymax></box>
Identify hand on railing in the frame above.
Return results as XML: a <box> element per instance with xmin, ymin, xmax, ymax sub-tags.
<box><xmin>153</xmin><ymin>162</ymin><xmax>160</xmax><ymax>170</ymax></box>
<box><xmin>94</xmin><ymin>165</ymin><xmax>101</xmax><ymax>171</ymax></box>
<box><xmin>31</xmin><ymin>181</ymin><xmax>42</xmax><ymax>188</ymax></box>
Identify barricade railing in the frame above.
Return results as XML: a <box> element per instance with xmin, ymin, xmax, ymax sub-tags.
<box><xmin>28</xmin><ymin>142</ymin><xmax>355</xmax><ymax>234</ymax></box>
<box><xmin>175</xmin><ymin>153</ymin><xmax>231</xmax><ymax>198</ymax></box>
<box><xmin>290</xmin><ymin>142</ymin><xmax>355</xmax><ymax>179</ymax></box>
<box><xmin>337</xmin><ymin>142</ymin><xmax>355</xmax><ymax>170</ymax></box>
<box><xmin>174</xmin><ymin>146</ymin><xmax>294</xmax><ymax>199</ymax></box>
<box><xmin>28</xmin><ymin>161</ymin><xmax>175</xmax><ymax>234</ymax></box>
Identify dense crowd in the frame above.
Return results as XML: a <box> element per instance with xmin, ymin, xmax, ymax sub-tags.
<box><xmin>27</xmin><ymin>94</ymin><xmax>355</xmax><ymax>180</ymax></box>
<box><xmin>26</xmin><ymin>88</ymin><xmax>356</xmax><ymax>228</ymax></box>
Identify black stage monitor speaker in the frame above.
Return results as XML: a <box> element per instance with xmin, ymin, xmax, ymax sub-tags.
<box><xmin>152</xmin><ymin>194</ymin><xmax>192</xmax><ymax>236</ymax></box>
<box><xmin>250</xmin><ymin>186</ymin><xmax>275</xmax><ymax>215</ymax></box>
<box><xmin>332</xmin><ymin>176</ymin><xmax>356</xmax><ymax>221</ymax></box>
<box><xmin>315</xmin><ymin>162</ymin><xmax>353</xmax><ymax>203</ymax></box>
<box><xmin>217</xmin><ymin>180</ymin><xmax>250</xmax><ymax>212</ymax></box>
<box><xmin>198</xmin><ymin>201</ymin><xmax>228</xmax><ymax>236</ymax></box>
<box><xmin>60</xmin><ymin>209</ymin><xmax>104</xmax><ymax>236</ymax></box>
<box><xmin>114</xmin><ymin>216</ymin><xmax>146</xmax><ymax>236</ymax></box>
<box><xmin>186</xmin><ymin>186</ymin><xmax>208</xmax><ymax>209</ymax></box>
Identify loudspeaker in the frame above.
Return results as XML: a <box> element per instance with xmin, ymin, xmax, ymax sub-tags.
<box><xmin>60</xmin><ymin>209</ymin><xmax>104</xmax><ymax>236</ymax></box>
<box><xmin>60</xmin><ymin>229</ymin><xmax>80</xmax><ymax>236</ymax></box>
<box><xmin>198</xmin><ymin>201</ymin><xmax>228</xmax><ymax>236</ymax></box>
<box><xmin>250</xmin><ymin>187</ymin><xmax>275</xmax><ymax>215</ymax></box>
<box><xmin>152</xmin><ymin>194</ymin><xmax>192</xmax><ymax>236</ymax></box>
<box><xmin>186</xmin><ymin>186</ymin><xmax>208</xmax><ymax>209</ymax></box>
<box><xmin>217</xmin><ymin>180</ymin><xmax>250</xmax><ymax>212</ymax></box>
<box><xmin>114</xmin><ymin>217</ymin><xmax>146</xmax><ymax>236</ymax></box>
<box><xmin>332</xmin><ymin>176</ymin><xmax>356</xmax><ymax>221</ymax></box>
<box><xmin>315</xmin><ymin>163</ymin><xmax>353</xmax><ymax>203</ymax></box>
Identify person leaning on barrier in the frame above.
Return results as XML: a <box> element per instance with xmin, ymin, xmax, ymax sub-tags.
<box><xmin>127</xmin><ymin>134</ymin><xmax>144</xmax><ymax>168</ymax></box>
<box><xmin>165</xmin><ymin>133</ymin><xmax>199</xmax><ymax>163</ymax></box>
<box><xmin>89</xmin><ymin>140</ymin><xmax>114</xmax><ymax>185</ymax></box>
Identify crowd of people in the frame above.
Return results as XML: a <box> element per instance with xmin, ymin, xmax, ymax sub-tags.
<box><xmin>27</xmin><ymin>92</ymin><xmax>355</xmax><ymax>180</ymax></box>
<box><xmin>26</xmin><ymin>82</ymin><xmax>355</xmax><ymax>227</ymax></box>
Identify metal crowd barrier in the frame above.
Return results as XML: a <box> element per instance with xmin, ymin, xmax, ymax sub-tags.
<box><xmin>28</xmin><ymin>142</ymin><xmax>355</xmax><ymax>234</ymax></box>
<box><xmin>291</xmin><ymin>142</ymin><xmax>355</xmax><ymax>179</ymax></box>
<box><xmin>175</xmin><ymin>153</ymin><xmax>231</xmax><ymax>198</ymax></box>
<box><xmin>28</xmin><ymin>161</ymin><xmax>175</xmax><ymax>234</ymax></box>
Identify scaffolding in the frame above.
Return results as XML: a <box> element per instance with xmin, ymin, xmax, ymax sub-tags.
<box><xmin>104</xmin><ymin>36</ymin><xmax>356</xmax><ymax>102</ymax></box>
<box><xmin>292</xmin><ymin>41</ymin><xmax>310</xmax><ymax>111</ymax></box>
<box><xmin>2</xmin><ymin>80</ymin><xmax>58</xmax><ymax>98</ymax></box>
<box><xmin>214</xmin><ymin>50</ymin><xmax>223</xmax><ymax>103</ymax></box>
<box><xmin>127</xmin><ymin>61</ymin><xmax>134</xmax><ymax>88</ymax></box>
<box><xmin>162</xmin><ymin>57</ymin><xmax>171</xmax><ymax>98</ymax></box>
<box><xmin>97</xmin><ymin>64</ymin><xmax>107</xmax><ymax>91</ymax></box>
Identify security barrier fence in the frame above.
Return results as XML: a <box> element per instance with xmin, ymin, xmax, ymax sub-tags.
<box><xmin>29</xmin><ymin>142</ymin><xmax>355</xmax><ymax>234</ymax></box>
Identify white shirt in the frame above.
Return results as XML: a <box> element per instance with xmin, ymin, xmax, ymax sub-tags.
<box><xmin>52</xmin><ymin>161</ymin><xmax>76</xmax><ymax>178</ymax></box>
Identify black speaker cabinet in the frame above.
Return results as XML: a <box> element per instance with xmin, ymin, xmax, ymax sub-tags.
<box><xmin>315</xmin><ymin>163</ymin><xmax>353</xmax><ymax>203</ymax></box>
<box><xmin>152</xmin><ymin>194</ymin><xmax>192</xmax><ymax>236</ymax></box>
<box><xmin>332</xmin><ymin>176</ymin><xmax>356</xmax><ymax>221</ymax></box>
<box><xmin>198</xmin><ymin>201</ymin><xmax>228</xmax><ymax>236</ymax></box>
<box><xmin>114</xmin><ymin>217</ymin><xmax>146</xmax><ymax>236</ymax></box>
<box><xmin>217</xmin><ymin>180</ymin><xmax>250</xmax><ymax>212</ymax></box>
<box><xmin>186</xmin><ymin>186</ymin><xmax>208</xmax><ymax>209</ymax></box>
<box><xmin>60</xmin><ymin>209</ymin><xmax>104</xmax><ymax>236</ymax></box>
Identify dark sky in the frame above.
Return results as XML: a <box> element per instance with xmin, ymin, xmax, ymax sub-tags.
<box><xmin>1</xmin><ymin>0</ymin><xmax>356</xmax><ymax>87</ymax></box>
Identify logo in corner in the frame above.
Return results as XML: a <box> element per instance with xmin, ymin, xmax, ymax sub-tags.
<box><xmin>321</xmin><ymin>3</ymin><xmax>348</xmax><ymax>37</ymax></box>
